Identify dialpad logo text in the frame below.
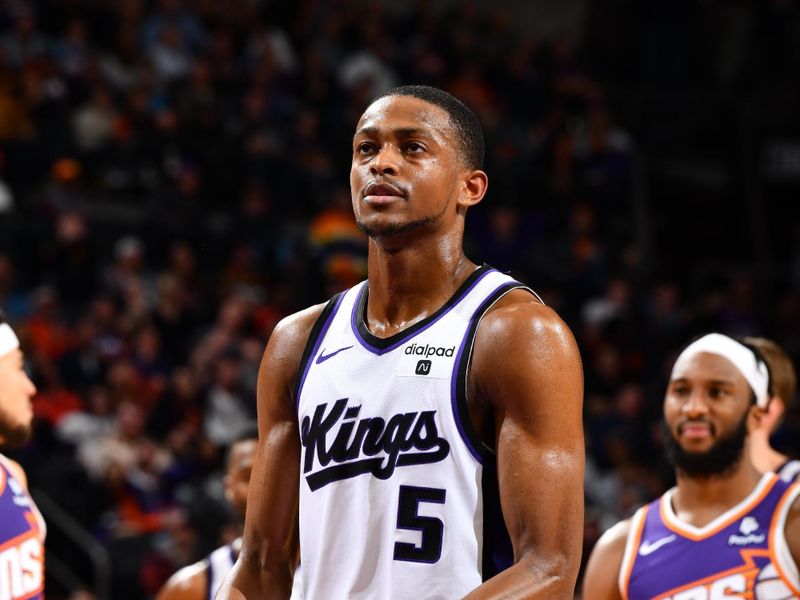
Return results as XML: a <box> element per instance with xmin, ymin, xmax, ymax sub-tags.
<box><xmin>404</xmin><ymin>343</ymin><xmax>455</xmax><ymax>358</ymax></box>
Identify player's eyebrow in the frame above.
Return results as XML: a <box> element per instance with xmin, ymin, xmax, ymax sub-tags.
<box><xmin>353</xmin><ymin>126</ymin><xmax>433</xmax><ymax>140</ymax></box>
<box><xmin>670</xmin><ymin>377</ymin><xmax>736</xmax><ymax>386</ymax></box>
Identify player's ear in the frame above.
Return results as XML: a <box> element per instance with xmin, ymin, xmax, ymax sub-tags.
<box><xmin>761</xmin><ymin>396</ymin><xmax>785</xmax><ymax>432</ymax></box>
<box><xmin>457</xmin><ymin>169</ymin><xmax>488</xmax><ymax>210</ymax></box>
<box><xmin>748</xmin><ymin>404</ymin><xmax>766</xmax><ymax>432</ymax></box>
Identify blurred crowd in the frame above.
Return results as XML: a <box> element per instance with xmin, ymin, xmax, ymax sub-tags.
<box><xmin>0</xmin><ymin>0</ymin><xmax>799</xmax><ymax>598</ymax></box>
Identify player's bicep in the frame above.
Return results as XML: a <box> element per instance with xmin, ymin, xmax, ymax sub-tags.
<box><xmin>240</xmin><ymin>321</ymin><xmax>303</xmax><ymax>561</ymax></box>
<box><xmin>477</xmin><ymin>304</ymin><xmax>584</xmax><ymax>568</ymax></box>
<box><xmin>582</xmin><ymin>521</ymin><xmax>629</xmax><ymax>600</ymax></box>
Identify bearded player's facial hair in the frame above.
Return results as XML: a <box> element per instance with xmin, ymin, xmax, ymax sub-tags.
<box><xmin>0</xmin><ymin>406</ymin><xmax>32</xmax><ymax>448</ymax></box>
<box><xmin>663</xmin><ymin>410</ymin><xmax>749</xmax><ymax>479</ymax></box>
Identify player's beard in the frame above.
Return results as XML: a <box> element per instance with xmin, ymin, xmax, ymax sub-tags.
<box><xmin>0</xmin><ymin>407</ymin><xmax>32</xmax><ymax>448</ymax></box>
<box><xmin>663</xmin><ymin>411</ymin><xmax>749</xmax><ymax>479</ymax></box>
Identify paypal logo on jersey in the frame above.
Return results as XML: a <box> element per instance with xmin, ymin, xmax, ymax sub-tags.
<box><xmin>728</xmin><ymin>516</ymin><xmax>765</xmax><ymax>546</ymax></box>
<box><xmin>301</xmin><ymin>398</ymin><xmax>450</xmax><ymax>491</ymax></box>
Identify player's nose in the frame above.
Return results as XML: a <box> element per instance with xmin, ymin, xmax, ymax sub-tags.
<box><xmin>24</xmin><ymin>372</ymin><xmax>37</xmax><ymax>397</ymax></box>
<box><xmin>369</xmin><ymin>145</ymin><xmax>400</xmax><ymax>176</ymax></box>
<box><xmin>681</xmin><ymin>390</ymin><xmax>710</xmax><ymax>416</ymax></box>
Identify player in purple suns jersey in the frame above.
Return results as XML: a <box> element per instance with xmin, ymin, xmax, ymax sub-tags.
<box><xmin>743</xmin><ymin>337</ymin><xmax>800</xmax><ymax>484</ymax></box>
<box><xmin>217</xmin><ymin>85</ymin><xmax>584</xmax><ymax>599</ymax></box>
<box><xmin>0</xmin><ymin>314</ymin><xmax>44</xmax><ymax>600</ymax></box>
<box><xmin>583</xmin><ymin>333</ymin><xmax>800</xmax><ymax>599</ymax></box>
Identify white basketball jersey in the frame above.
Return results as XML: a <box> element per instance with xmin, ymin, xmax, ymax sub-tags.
<box><xmin>294</xmin><ymin>266</ymin><xmax>533</xmax><ymax>600</ymax></box>
<box><xmin>207</xmin><ymin>541</ymin><xmax>235</xmax><ymax>600</ymax></box>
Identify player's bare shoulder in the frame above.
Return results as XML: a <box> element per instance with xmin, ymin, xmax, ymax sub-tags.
<box><xmin>582</xmin><ymin>518</ymin><xmax>632</xmax><ymax>600</ymax></box>
<box><xmin>1</xmin><ymin>457</ymin><xmax>28</xmax><ymax>489</ymax></box>
<box><xmin>259</xmin><ymin>301</ymin><xmax>330</xmax><ymax>401</ymax></box>
<box><xmin>470</xmin><ymin>287</ymin><xmax>582</xmax><ymax>406</ymax></box>
<box><xmin>267</xmin><ymin>302</ymin><xmax>329</xmax><ymax>364</ymax></box>
<box><xmin>592</xmin><ymin>518</ymin><xmax>633</xmax><ymax>560</ymax></box>
<box><xmin>477</xmin><ymin>288</ymin><xmax>576</xmax><ymax>354</ymax></box>
<box><xmin>155</xmin><ymin>559</ymin><xmax>208</xmax><ymax>600</ymax></box>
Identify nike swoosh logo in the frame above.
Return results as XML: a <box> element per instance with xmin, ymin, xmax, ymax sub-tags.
<box><xmin>316</xmin><ymin>345</ymin><xmax>354</xmax><ymax>364</ymax></box>
<box><xmin>639</xmin><ymin>534</ymin><xmax>677</xmax><ymax>556</ymax></box>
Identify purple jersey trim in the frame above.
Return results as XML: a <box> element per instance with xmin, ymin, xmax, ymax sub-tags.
<box><xmin>450</xmin><ymin>281</ymin><xmax>529</xmax><ymax>464</ymax></box>
<box><xmin>295</xmin><ymin>293</ymin><xmax>346</xmax><ymax>409</ymax></box>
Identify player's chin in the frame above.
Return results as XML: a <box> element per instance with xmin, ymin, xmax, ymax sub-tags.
<box><xmin>677</xmin><ymin>438</ymin><xmax>717</xmax><ymax>455</ymax></box>
<box><xmin>355</xmin><ymin>215</ymin><xmax>406</xmax><ymax>239</ymax></box>
<box><xmin>1</xmin><ymin>421</ymin><xmax>32</xmax><ymax>447</ymax></box>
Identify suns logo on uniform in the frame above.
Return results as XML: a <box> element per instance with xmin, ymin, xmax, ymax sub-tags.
<box><xmin>656</xmin><ymin>550</ymin><xmax>795</xmax><ymax>599</ymax></box>
<box><xmin>0</xmin><ymin>524</ymin><xmax>44</xmax><ymax>600</ymax></box>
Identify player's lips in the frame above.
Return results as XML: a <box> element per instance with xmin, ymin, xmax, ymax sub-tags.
<box><xmin>363</xmin><ymin>181</ymin><xmax>405</xmax><ymax>204</ymax></box>
<box><xmin>678</xmin><ymin>421</ymin><xmax>713</xmax><ymax>439</ymax></box>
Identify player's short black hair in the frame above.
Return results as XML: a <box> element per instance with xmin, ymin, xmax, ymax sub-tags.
<box><xmin>375</xmin><ymin>85</ymin><xmax>485</xmax><ymax>170</ymax></box>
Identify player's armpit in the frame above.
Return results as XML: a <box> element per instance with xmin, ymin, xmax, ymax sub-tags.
<box><xmin>581</xmin><ymin>519</ymin><xmax>630</xmax><ymax>600</ymax></box>
<box><xmin>464</xmin><ymin>297</ymin><xmax>584</xmax><ymax>599</ymax></box>
<box><xmin>216</xmin><ymin>304</ymin><xmax>325</xmax><ymax>600</ymax></box>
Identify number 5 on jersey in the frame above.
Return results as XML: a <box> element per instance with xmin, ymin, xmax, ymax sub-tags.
<box><xmin>394</xmin><ymin>486</ymin><xmax>446</xmax><ymax>563</ymax></box>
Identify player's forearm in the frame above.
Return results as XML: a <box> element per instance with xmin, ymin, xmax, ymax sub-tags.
<box><xmin>461</xmin><ymin>554</ymin><xmax>579</xmax><ymax>600</ymax></box>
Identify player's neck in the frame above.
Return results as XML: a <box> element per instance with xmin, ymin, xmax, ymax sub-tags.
<box><xmin>365</xmin><ymin>236</ymin><xmax>476</xmax><ymax>337</ymax></box>
<box><xmin>749</xmin><ymin>430</ymin><xmax>788</xmax><ymax>473</ymax></box>
<box><xmin>672</xmin><ymin>460</ymin><xmax>765</xmax><ymax>526</ymax></box>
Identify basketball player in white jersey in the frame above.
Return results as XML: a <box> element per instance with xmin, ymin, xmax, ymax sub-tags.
<box><xmin>582</xmin><ymin>333</ymin><xmax>800</xmax><ymax>599</ymax></box>
<box><xmin>156</xmin><ymin>430</ymin><xmax>258</xmax><ymax>600</ymax></box>
<box><xmin>217</xmin><ymin>85</ymin><xmax>584</xmax><ymax>599</ymax></box>
<box><xmin>744</xmin><ymin>336</ymin><xmax>800</xmax><ymax>483</ymax></box>
<box><xmin>0</xmin><ymin>314</ymin><xmax>45</xmax><ymax>600</ymax></box>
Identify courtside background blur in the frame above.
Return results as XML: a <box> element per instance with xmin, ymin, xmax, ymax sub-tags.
<box><xmin>0</xmin><ymin>0</ymin><xmax>798</xmax><ymax>598</ymax></box>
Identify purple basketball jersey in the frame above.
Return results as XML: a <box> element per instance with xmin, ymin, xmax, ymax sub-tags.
<box><xmin>0</xmin><ymin>455</ymin><xmax>45</xmax><ymax>600</ymax></box>
<box><xmin>621</xmin><ymin>473</ymin><xmax>800</xmax><ymax>599</ymax></box>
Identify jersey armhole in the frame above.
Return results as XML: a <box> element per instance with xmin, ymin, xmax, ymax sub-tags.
<box><xmin>768</xmin><ymin>482</ymin><xmax>800</xmax><ymax>595</ymax></box>
<box><xmin>451</xmin><ymin>282</ymin><xmax>533</xmax><ymax>464</ymax></box>
<box><xmin>292</xmin><ymin>291</ymin><xmax>346</xmax><ymax>412</ymax></box>
<box><xmin>618</xmin><ymin>505</ymin><xmax>649</xmax><ymax>600</ymax></box>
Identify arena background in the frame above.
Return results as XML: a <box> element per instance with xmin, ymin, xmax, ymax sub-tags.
<box><xmin>1</xmin><ymin>0</ymin><xmax>798</xmax><ymax>598</ymax></box>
